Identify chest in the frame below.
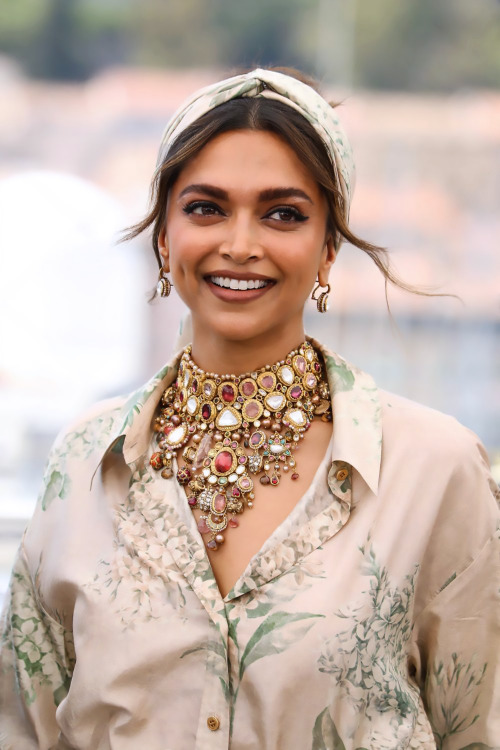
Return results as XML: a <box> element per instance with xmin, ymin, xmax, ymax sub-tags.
<box><xmin>190</xmin><ymin>419</ymin><xmax>333</xmax><ymax>597</ymax></box>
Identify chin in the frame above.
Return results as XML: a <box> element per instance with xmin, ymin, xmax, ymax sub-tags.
<box><xmin>197</xmin><ymin>311</ymin><xmax>276</xmax><ymax>344</ymax></box>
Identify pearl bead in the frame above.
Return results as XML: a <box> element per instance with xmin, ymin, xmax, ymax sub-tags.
<box><xmin>215</xmin><ymin>534</ymin><xmax>225</xmax><ymax>544</ymax></box>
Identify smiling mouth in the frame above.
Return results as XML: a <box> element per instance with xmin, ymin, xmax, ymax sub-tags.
<box><xmin>208</xmin><ymin>275</ymin><xmax>273</xmax><ymax>291</ymax></box>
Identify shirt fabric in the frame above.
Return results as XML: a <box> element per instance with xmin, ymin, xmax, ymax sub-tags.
<box><xmin>1</xmin><ymin>341</ymin><xmax>499</xmax><ymax>750</ymax></box>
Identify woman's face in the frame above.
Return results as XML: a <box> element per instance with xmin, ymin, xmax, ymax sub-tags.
<box><xmin>160</xmin><ymin>129</ymin><xmax>335</xmax><ymax>350</ymax></box>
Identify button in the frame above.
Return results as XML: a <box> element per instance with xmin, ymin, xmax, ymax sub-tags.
<box><xmin>207</xmin><ymin>715</ymin><xmax>220</xmax><ymax>731</ymax></box>
<box><xmin>335</xmin><ymin>468</ymin><xmax>349</xmax><ymax>481</ymax></box>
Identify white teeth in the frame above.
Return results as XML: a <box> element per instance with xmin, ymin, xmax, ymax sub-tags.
<box><xmin>209</xmin><ymin>276</ymin><xmax>270</xmax><ymax>290</ymax></box>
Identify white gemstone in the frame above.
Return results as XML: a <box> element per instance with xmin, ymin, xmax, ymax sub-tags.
<box><xmin>236</xmin><ymin>465</ymin><xmax>245</xmax><ymax>475</ymax></box>
<box><xmin>306</xmin><ymin>350</ymin><xmax>314</xmax><ymax>361</ymax></box>
<box><xmin>183</xmin><ymin>371</ymin><xmax>190</xmax><ymax>387</ymax></box>
<box><xmin>166</xmin><ymin>425</ymin><xmax>187</xmax><ymax>445</ymax></box>
<box><xmin>208</xmin><ymin>475</ymin><xmax>217</xmax><ymax>484</ymax></box>
<box><xmin>202</xmin><ymin>467</ymin><xmax>211</xmax><ymax>478</ymax></box>
<box><xmin>289</xmin><ymin>409</ymin><xmax>306</xmax><ymax>426</ymax></box>
<box><xmin>186</xmin><ymin>396</ymin><xmax>198</xmax><ymax>415</ymax></box>
<box><xmin>217</xmin><ymin>408</ymin><xmax>239</xmax><ymax>427</ymax></box>
<box><xmin>229</xmin><ymin>473</ymin><xmax>238</xmax><ymax>483</ymax></box>
<box><xmin>280</xmin><ymin>366</ymin><xmax>294</xmax><ymax>384</ymax></box>
<box><xmin>270</xmin><ymin>444</ymin><xmax>284</xmax><ymax>454</ymax></box>
<box><xmin>266</xmin><ymin>394</ymin><xmax>285</xmax><ymax>410</ymax></box>
<box><xmin>156</xmin><ymin>281</ymin><xmax>163</xmax><ymax>295</ymax></box>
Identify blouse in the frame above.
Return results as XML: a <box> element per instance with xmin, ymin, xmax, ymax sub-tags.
<box><xmin>0</xmin><ymin>340</ymin><xmax>498</xmax><ymax>750</ymax></box>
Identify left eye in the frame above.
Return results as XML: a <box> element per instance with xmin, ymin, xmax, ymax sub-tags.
<box><xmin>266</xmin><ymin>207</ymin><xmax>308</xmax><ymax>223</ymax></box>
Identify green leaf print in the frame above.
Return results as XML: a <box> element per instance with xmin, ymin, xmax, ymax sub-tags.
<box><xmin>239</xmin><ymin>610</ymin><xmax>324</xmax><ymax>681</ymax></box>
<box><xmin>426</xmin><ymin>653</ymin><xmax>488</xmax><ymax>750</ymax></box>
<box><xmin>325</xmin><ymin>355</ymin><xmax>355</xmax><ymax>392</ymax></box>
<box><xmin>312</xmin><ymin>707</ymin><xmax>346</xmax><ymax>750</ymax></box>
<box><xmin>42</xmin><ymin>470</ymin><xmax>71</xmax><ymax>510</ymax></box>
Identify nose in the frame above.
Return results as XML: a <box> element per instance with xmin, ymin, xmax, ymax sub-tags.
<box><xmin>219</xmin><ymin>214</ymin><xmax>263</xmax><ymax>264</ymax></box>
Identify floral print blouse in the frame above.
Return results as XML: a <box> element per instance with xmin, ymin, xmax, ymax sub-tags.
<box><xmin>1</xmin><ymin>341</ymin><xmax>498</xmax><ymax>750</ymax></box>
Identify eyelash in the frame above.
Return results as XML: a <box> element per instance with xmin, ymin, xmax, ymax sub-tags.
<box><xmin>182</xmin><ymin>201</ymin><xmax>309</xmax><ymax>223</ymax></box>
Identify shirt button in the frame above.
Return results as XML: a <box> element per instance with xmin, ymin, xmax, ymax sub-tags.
<box><xmin>207</xmin><ymin>715</ymin><xmax>220</xmax><ymax>731</ymax></box>
<box><xmin>335</xmin><ymin>468</ymin><xmax>349</xmax><ymax>481</ymax></box>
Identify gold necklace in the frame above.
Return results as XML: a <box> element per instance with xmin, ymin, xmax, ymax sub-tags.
<box><xmin>151</xmin><ymin>340</ymin><xmax>332</xmax><ymax>550</ymax></box>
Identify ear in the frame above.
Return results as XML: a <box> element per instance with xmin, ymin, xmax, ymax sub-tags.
<box><xmin>158</xmin><ymin>227</ymin><xmax>170</xmax><ymax>271</ymax></box>
<box><xmin>317</xmin><ymin>234</ymin><xmax>336</xmax><ymax>287</ymax></box>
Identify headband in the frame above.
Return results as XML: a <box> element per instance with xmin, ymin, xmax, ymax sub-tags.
<box><xmin>156</xmin><ymin>68</ymin><xmax>356</xmax><ymax>241</ymax></box>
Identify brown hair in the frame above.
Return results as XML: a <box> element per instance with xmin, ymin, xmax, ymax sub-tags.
<box><xmin>122</xmin><ymin>66</ymin><xmax>432</xmax><ymax>300</ymax></box>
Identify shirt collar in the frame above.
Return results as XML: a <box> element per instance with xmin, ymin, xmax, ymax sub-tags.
<box><xmin>98</xmin><ymin>340</ymin><xmax>382</xmax><ymax>496</ymax></box>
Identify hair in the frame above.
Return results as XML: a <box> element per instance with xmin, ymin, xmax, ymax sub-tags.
<box><xmin>122</xmin><ymin>66</ymin><xmax>437</xmax><ymax>302</ymax></box>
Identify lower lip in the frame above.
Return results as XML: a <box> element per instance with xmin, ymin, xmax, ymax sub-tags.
<box><xmin>205</xmin><ymin>279</ymin><xmax>275</xmax><ymax>303</ymax></box>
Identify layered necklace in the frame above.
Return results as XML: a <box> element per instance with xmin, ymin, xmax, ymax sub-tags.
<box><xmin>151</xmin><ymin>340</ymin><xmax>332</xmax><ymax>551</ymax></box>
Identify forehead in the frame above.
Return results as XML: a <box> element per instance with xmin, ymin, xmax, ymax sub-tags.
<box><xmin>173</xmin><ymin>129</ymin><xmax>321</xmax><ymax>194</ymax></box>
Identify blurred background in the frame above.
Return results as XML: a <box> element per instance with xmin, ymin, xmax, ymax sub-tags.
<box><xmin>1</xmin><ymin>0</ymin><xmax>499</xmax><ymax>601</ymax></box>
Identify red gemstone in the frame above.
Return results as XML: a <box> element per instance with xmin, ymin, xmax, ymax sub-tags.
<box><xmin>176</xmin><ymin>467</ymin><xmax>192</xmax><ymax>485</ymax></box>
<box><xmin>201</xmin><ymin>404</ymin><xmax>211</xmax><ymax>420</ymax></box>
<box><xmin>232</xmin><ymin>487</ymin><xmax>241</xmax><ymax>497</ymax></box>
<box><xmin>291</xmin><ymin>473</ymin><xmax>300</xmax><ymax>480</ymax></box>
<box><xmin>213</xmin><ymin>494</ymin><xmax>226</xmax><ymax>512</ymax></box>
<box><xmin>215</xmin><ymin>450</ymin><xmax>233</xmax><ymax>473</ymax></box>
<box><xmin>222</xmin><ymin>384</ymin><xmax>235</xmax><ymax>402</ymax></box>
<box><xmin>260</xmin><ymin>475</ymin><xmax>270</xmax><ymax>485</ymax></box>
<box><xmin>229</xmin><ymin>518</ymin><xmax>239</xmax><ymax>528</ymax></box>
<box><xmin>242</xmin><ymin>381</ymin><xmax>256</xmax><ymax>396</ymax></box>
<box><xmin>250</xmin><ymin>431</ymin><xmax>262</xmax><ymax>446</ymax></box>
<box><xmin>290</xmin><ymin>386</ymin><xmax>302</xmax><ymax>399</ymax></box>
<box><xmin>271</xmin><ymin>476</ymin><xmax>279</xmax><ymax>485</ymax></box>
<box><xmin>245</xmin><ymin>401</ymin><xmax>260</xmax><ymax>418</ymax></box>
<box><xmin>197</xmin><ymin>518</ymin><xmax>210</xmax><ymax>534</ymax></box>
<box><xmin>187</xmin><ymin>496</ymin><xmax>197</xmax><ymax>507</ymax></box>
<box><xmin>150</xmin><ymin>452</ymin><xmax>163</xmax><ymax>470</ymax></box>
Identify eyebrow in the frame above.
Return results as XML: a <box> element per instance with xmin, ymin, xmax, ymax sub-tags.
<box><xmin>177</xmin><ymin>183</ymin><xmax>313</xmax><ymax>204</ymax></box>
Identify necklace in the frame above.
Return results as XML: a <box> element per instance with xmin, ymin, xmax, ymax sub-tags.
<box><xmin>150</xmin><ymin>340</ymin><xmax>332</xmax><ymax>550</ymax></box>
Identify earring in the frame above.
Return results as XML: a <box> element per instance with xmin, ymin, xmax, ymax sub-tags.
<box><xmin>157</xmin><ymin>267</ymin><xmax>172</xmax><ymax>298</ymax></box>
<box><xmin>311</xmin><ymin>282</ymin><xmax>330</xmax><ymax>313</ymax></box>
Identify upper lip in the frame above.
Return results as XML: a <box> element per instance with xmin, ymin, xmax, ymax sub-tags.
<box><xmin>204</xmin><ymin>270</ymin><xmax>274</xmax><ymax>281</ymax></box>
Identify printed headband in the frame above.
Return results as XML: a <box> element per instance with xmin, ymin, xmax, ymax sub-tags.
<box><xmin>157</xmin><ymin>68</ymin><xmax>356</xmax><ymax>239</ymax></box>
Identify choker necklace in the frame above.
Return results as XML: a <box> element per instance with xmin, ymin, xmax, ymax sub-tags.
<box><xmin>151</xmin><ymin>341</ymin><xmax>332</xmax><ymax>551</ymax></box>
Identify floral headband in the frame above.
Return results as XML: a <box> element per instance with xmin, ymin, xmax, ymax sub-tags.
<box><xmin>156</xmin><ymin>68</ymin><xmax>356</xmax><ymax>243</ymax></box>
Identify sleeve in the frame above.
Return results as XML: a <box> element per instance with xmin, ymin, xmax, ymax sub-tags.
<box><xmin>411</xmin><ymin>522</ymin><xmax>500</xmax><ymax>749</ymax></box>
<box><xmin>0</xmin><ymin>544</ymin><xmax>75</xmax><ymax>750</ymax></box>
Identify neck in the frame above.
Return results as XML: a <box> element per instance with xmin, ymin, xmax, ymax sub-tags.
<box><xmin>189</xmin><ymin>321</ymin><xmax>307</xmax><ymax>376</ymax></box>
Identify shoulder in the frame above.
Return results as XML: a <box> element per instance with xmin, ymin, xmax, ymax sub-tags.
<box><xmin>377</xmin><ymin>388</ymin><xmax>498</xmax><ymax>518</ymax></box>
<box><xmin>378</xmin><ymin>388</ymin><xmax>488</xmax><ymax>465</ymax></box>
<box><xmin>49</xmin><ymin>395</ymin><xmax>127</xmax><ymax>463</ymax></box>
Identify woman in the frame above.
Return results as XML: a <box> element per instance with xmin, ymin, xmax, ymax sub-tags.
<box><xmin>0</xmin><ymin>68</ymin><xmax>498</xmax><ymax>749</ymax></box>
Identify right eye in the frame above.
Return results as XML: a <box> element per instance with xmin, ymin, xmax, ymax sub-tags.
<box><xmin>182</xmin><ymin>201</ymin><xmax>223</xmax><ymax>217</ymax></box>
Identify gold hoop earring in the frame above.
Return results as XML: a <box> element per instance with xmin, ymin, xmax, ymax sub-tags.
<box><xmin>157</xmin><ymin>267</ymin><xmax>172</xmax><ymax>298</ymax></box>
<box><xmin>311</xmin><ymin>282</ymin><xmax>330</xmax><ymax>313</ymax></box>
